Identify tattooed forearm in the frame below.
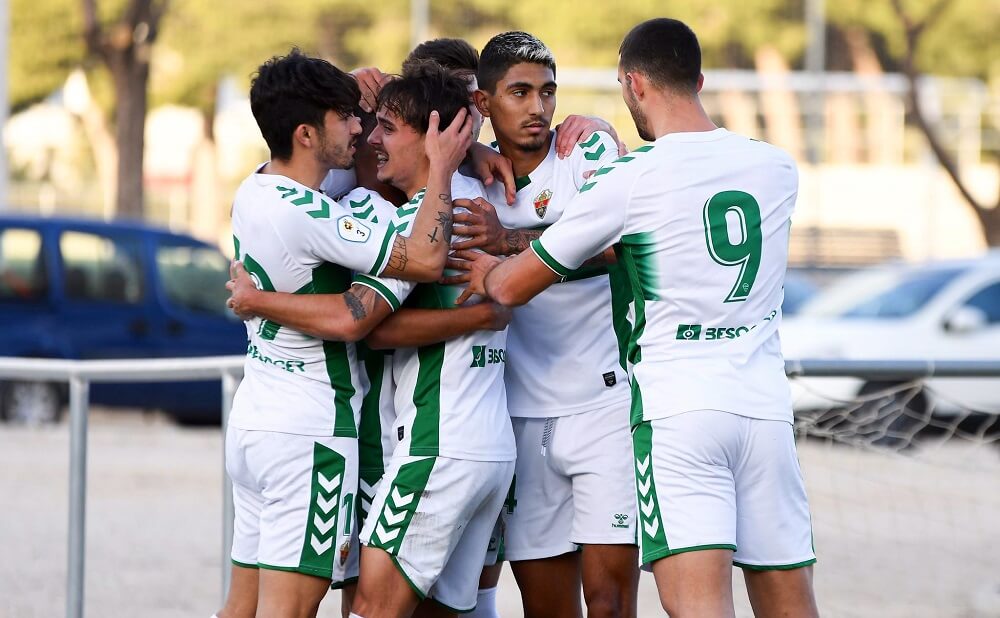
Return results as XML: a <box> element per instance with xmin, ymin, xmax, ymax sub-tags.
<box><xmin>437</xmin><ymin>193</ymin><xmax>452</xmax><ymax>207</ymax></box>
<box><xmin>504</xmin><ymin>229</ymin><xmax>543</xmax><ymax>255</ymax></box>
<box><xmin>343</xmin><ymin>285</ymin><xmax>377</xmax><ymax>322</ymax></box>
<box><xmin>435</xmin><ymin>211</ymin><xmax>453</xmax><ymax>244</ymax></box>
<box><xmin>388</xmin><ymin>235</ymin><xmax>409</xmax><ymax>272</ymax></box>
<box><xmin>344</xmin><ymin>291</ymin><xmax>367</xmax><ymax>321</ymax></box>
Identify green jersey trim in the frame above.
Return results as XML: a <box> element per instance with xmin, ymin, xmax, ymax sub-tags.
<box><xmin>530</xmin><ymin>239</ymin><xmax>571</xmax><ymax>277</ymax></box>
<box><xmin>369</xmin><ymin>226</ymin><xmax>397</xmax><ymax>277</ymax></box>
<box><xmin>313</xmin><ymin>262</ymin><xmax>358</xmax><ymax>437</ymax></box>
<box><xmin>358</xmin><ymin>345</ymin><xmax>388</xmax><ymax>475</ymax></box>
<box><xmin>410</xmin><ymin>342</ymin><xmax>445</xmax><ymax>456</ymax></box>
<box><xmin>231</xmin><ymin>559</ymin><xmax>258</xmax><ymax>569</ymax></box>
<box><xmin>514</xmin><ymin>175</ymin><xmax>532</xmax><ymax>191</ymax></box>
<box><xmin>354</xmin><ymin>274</ymin><xmax>401</xmax><ymax>311</ymax></box>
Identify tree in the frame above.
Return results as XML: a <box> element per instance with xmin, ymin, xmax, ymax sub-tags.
<box><xmin>889</xmin><ymin>0</ymin><xmax>1000</xmax><ymax>245</ymax></box>
<box><xmin>82</xmin><ymin>0</ymin><xmax>168</xmax><ymax>220</ymax></box>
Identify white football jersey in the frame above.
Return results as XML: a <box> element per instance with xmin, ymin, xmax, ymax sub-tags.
<box><xmin>533</xmin><ymin>129</ymin><xmax>796</xmax><ymax>425</ymax></box>
<box><xmin>229</xmin><ymin>168</ymin><xmax>398</xmax><ymax>436</ymax></box>
<box><xmin>485</xmin><ymin>131</ymin><xmax>629</xmax><ymax>418</ymax></box>
<box><xmin>342</xmin><ymin>188</ymin><xmax>405</xmax><ymax>474</ymax></box>
<box><xmin>355</xmin><ymin>174</ymin><xmax>516</xmax><ymax>461</ymax></box>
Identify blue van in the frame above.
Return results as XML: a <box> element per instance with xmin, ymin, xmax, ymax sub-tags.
<box><xmin>0</xmin><ymin>214</ymin><xmax>247</xmax><ymax>424</ymax></box>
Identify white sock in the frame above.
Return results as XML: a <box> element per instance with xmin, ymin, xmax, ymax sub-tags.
<box><xmin>467</xmin><ymin>587</ymin><xmax>499</xmax><ymax>618</ymax></box>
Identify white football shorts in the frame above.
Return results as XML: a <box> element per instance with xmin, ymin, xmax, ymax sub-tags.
<box><xmin>632</xmin><ymin>410</ymin><xmax>816</xmax><ymax>570</ymax></box>
<box><xmin>360</xmin><ymin>455</ymin><xmax>514</xmax><ymax>612</ymax></box>
<box><xmin>503</xmin><ymin>403</ymin><xmax>637</xmax><ymax>562</ymax></box>
<box><xmin>226</xmin><ymin>426</ymin><xmax>359</xmax><ymax>583</ymax></box>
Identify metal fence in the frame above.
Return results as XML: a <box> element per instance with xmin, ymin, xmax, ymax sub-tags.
<box><xmin>1</xmin><ymin>356</ymin><xmax>999</xmax><ymax>618</ymax></box>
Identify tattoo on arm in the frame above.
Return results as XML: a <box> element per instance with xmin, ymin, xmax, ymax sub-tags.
<box><xmin>504</xmin><ymin>229</ymin><xmax>543</xmax><ymax>254</ymax></box>
<box><xmin>427</xmin><ymin>227</ymin><xmax>440</xmax><ymax>244</ymax></box>
<box><xmin>343</xmin><ymin>285</ymin><xmax>377</xmax><ymax>322</ymax></box>
<box><xmin>388</xmin><ymin>235</ymin><xmax>408</xmax><ymax>273</ymax></box>
<box><xmin>435</xmin><ymin>211</ymin><xmax>453</xmax><ymax>244</ymax></box>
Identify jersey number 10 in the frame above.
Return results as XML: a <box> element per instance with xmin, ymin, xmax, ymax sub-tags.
<box><xmin>703</xmin><ymin>191</ymin><xmax>762</xmax><ymax>303</ymax></box>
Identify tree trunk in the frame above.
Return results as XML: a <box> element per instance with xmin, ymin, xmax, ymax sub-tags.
<box><xmin>111</xmin><ymin>57</ymin><xmax>149</xmax><ymax>220</ymax></box>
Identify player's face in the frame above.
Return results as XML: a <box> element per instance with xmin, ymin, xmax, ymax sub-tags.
<box><xmin>369</xmin><ymin>108</ymin><xmax>427</xmax><ymax>196</ymax></box>
<box><xmin>315</xmin><ymin>110</ymin><xmax>362</xmax><ymax>170</ymax></box>
<box><xmin>482</xmin><ymin>62</ymin><xmax>556</xmax><ymax>152</ymax></box>
<box><xmin>618</xmin><ymin>65</ymin><xmax>653</xmax><ymax>142</ymax></box>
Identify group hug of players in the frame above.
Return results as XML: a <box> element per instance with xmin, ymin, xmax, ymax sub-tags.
<box><xmin>217</xmin><ymin>17</ymin><xmax>821</xmax><ymax>618</ymax></box>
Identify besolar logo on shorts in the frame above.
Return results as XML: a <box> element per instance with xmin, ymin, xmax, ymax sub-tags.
<box><xmin>676</xmin><ymin>324</ymin><xmax>702</xmax><ymax>340</ymax></box>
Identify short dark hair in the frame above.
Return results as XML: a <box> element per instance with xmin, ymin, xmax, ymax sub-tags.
<box><xmin>619</xmin><ymin>18</ymin><xmax>701</xmax><ymax>94</ymax></box>
<box><xmin>249</xmin><ymin>48</ymin><xmax>360</xmax><ymax>161</ymax></box>
<box><xmin>377</xmin><ymin>61</ymin><xmax>469</xmax><ymax>135</ymax></box>
<box><xmin>477</xmin><ymin>31</ymin><xmax>555</xmax><ymax>94</ymax></box>
<box><xmin>403</xmin><ymin>38</ymin><xmax>478</xmax><ymax>75</ymax></box>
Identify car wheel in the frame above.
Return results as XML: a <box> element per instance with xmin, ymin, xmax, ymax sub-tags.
<box><xmin>850</xmin><ymin>381</ymin><xmax>929</xmax><ymax>449</ymax></box>
<box><xmin>1</xmin><ymin>381</ymin><xmax>64</xmax><ymax>424</ymax></box>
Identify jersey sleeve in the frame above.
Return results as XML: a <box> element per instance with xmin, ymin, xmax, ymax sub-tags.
<box><xmin>531</xmin><ymin>156</ymin><xmax>636</xmax><ymax>274</ymax></box>
<box><xmin>351</xmin><ymin>271</ymin><xmax>415</xmax><ymax>312</ymax></box>
<box><xmin>299</xmin><ymin>197</ymin><xmax>399</xmax><ymax>278</ymax></box>
<box><xmin>568</xmin><ymin>131</ymin><xmax>619</xmax><ymax>191</ymax></box>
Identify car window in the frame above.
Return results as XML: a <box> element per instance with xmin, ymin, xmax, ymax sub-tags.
<box><xmin>60</xmin><ymin>231</ymin><xmax>144</xmax><ymax>304</ymax></box>
<box><xmin>0</xmin><ymin>227</ymin><xmax>47</xmax><ymax>301</ymax></box>
<box><xmin>962</xmin><ymin>282</ymin><xmax>1000</xmax><ymax>324</ymax></box>
<box><xmin>157</xmin><ymin>243</ymin><xmax>234</xmax><ymax>318</ymax></box>
<box><xmin>839</xmin><ymin>267</ymin><xmax>964</xmax><ymax>319</ymax></box>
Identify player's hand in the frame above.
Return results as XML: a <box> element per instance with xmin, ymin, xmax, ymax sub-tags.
<box><xmin>226</xmin><ymin>261</ymin><xmax>259</xmax><ymax>321</ymax></box>
<box><xmin>350</xmin><ymin>67</ymin><xmax>390</xmax><ymax>113</ymax></box>
<box><xmin>450</xmin><ymin>249</ymin><xmax>503</xmax><ymax>305</ymax></box>
<box><xmin>426</xmin><ymin>108</ymin><xmax>473</xmax><ymax>174</ymax></box>
<box><xmin>452</xmin><ymin>197</ymin><xmax>508</xmax><ymax>255</ymax></box>
<box><xmin>481</xmin><ymin>302</ymin><xmax>512</xmax><ymax>331</ymax></box>
<box><xmin>554</xmin><ymin>115</ymin><xmax>628</xmax><ymax>159</ymax></box>
<box><xmin>468</xmin><ymin>142</ymin><xmax>516</xmax><ymax>205</ymax></box>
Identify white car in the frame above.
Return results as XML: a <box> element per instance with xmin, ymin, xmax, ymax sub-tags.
<box><xmin>780</xmin><ymin>253</ymin><xmax>1000</xmax><ymax>425</ymax></box>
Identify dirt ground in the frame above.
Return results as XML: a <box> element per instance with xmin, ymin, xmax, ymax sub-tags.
<box><xmin>1</xmin><ymin>409</ymin><xmax>998</xmax><ymax>617</ymax></box>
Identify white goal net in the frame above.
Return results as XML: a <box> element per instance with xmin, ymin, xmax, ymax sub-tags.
<box><xmin>789</xmin><ymin>376</ymin><xmax>1000</xmax><ymax>617</ymax></box>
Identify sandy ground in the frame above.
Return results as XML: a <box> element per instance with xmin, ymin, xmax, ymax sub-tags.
<box><xmin>1</xmin><ymin>409</ymin><xmax>999</xmax><ymax>618</ymax></box>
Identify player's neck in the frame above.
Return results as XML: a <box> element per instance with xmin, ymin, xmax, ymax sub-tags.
<box><xmin>647</xmin><ymin>97</ymin><xmax>717</xmax><ymax>140</ymax></box>
<box><xmin>262</xmin><ymin>157</ymin><xmax>326</xmax><ymax>190</ymax></box>
<box><xmin>496</xmin><ymin>131</ymin><xmax>552</xmax><ymax>179</ymax></box>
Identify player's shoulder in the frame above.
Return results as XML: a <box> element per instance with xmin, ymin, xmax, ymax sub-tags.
<box><xmin>576</xmin><ymin>142</ymin><xmax>657</xmax><ymax>194</ymax></box>
<box><xmin>338</xmin><ymin>187</ymin><xmax>397</xmax><ymax>224</ymax></box>
<box><xmin>451</xmin><ymin>172</ymin><xmax>487</xmax><ymax>201</ymax></box>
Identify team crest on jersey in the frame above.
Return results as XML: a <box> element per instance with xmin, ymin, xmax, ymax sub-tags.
<box><xmin>337</xmin><ymin>215</ymin><xmax>371</xmax><ymax>243</ymax></box>
<box><xmin>533</xmin><ymin>189</ymin><xmax>552</xmax><ymax>219</ymax></box>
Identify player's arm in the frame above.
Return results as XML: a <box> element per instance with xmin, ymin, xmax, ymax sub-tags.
<box><xmin>365</xmin><ymin>302</ymin><xmax>510</xmax><ymax>350</ymax></box>
<box><xmin>455</xmin><ymin>157</ymin><xmax>632</xmax><ymax>306</ymax></box>
<box><xmin>226</xmin><ymin>262</ymin><xmax>392</xmax><ymax>342</ymax></box>
<box><xmin>450</xmin><ymin>250</ymin><xmax>558</xmax><ymax>307</ymax></box>
<box><xmin>379</xmin><ymin>108</ymin><xmax>474</xmax><ymax>283</ymax></box>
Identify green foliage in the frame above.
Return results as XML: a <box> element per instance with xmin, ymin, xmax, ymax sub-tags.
<box><xmin>9</xmin><ymin>0</ymin><xmax>84</xmax><ymax>111</ymax></box>
<box><xmin>827</xmin><ymin>0</ymin><xmax>1000</xmax><ymax>79</ymax></box>
<box><xmin>9</xmin><ymin>0</ymin><xmax>1000</xmax><ymax>116</ymax></box>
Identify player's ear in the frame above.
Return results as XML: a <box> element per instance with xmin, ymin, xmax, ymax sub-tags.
<box><xmin>293</xmin><ymin>124</ymin><xmax>314</xmax><ymax>149</ymax></box>
<box><xmin>473</xmin><ymin>89</ymin><xmax>491</xmax><ymax>118</ymax></box>
<box><xmin>696</xmin><ymin>73</ymin><xmax>705</xmax><ymax>94</ymax></box>
<box><xmin>627</xmin><ymin>72</ymin><xmax>647</xmax><ymax>100</ymax></box>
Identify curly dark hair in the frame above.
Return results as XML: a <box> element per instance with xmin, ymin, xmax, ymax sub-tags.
<box><xmin>250</xmin><ymin>48</ymin><xmax>360</xmax><ymax>160</ymax></box>
<box><xmin>377</xmin><ymin>61</ymin><xmax>470</xmax><ymax>135</ymax></box>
